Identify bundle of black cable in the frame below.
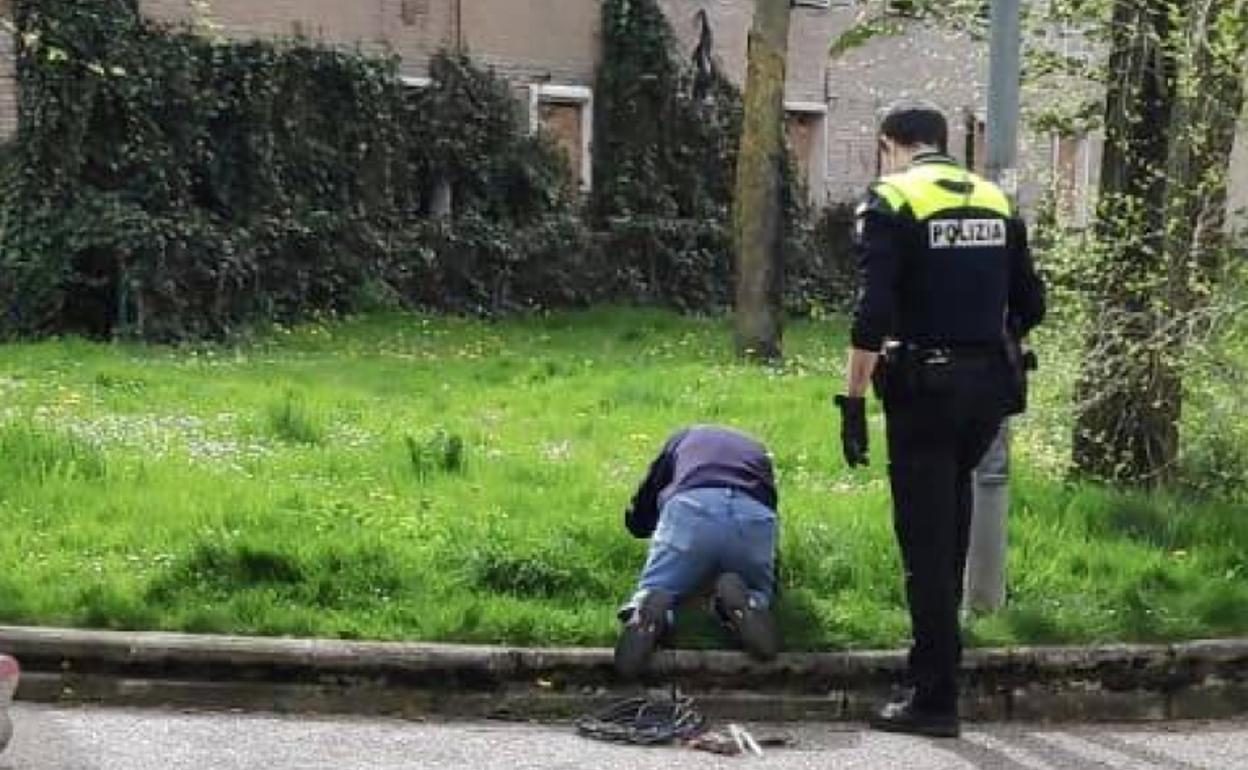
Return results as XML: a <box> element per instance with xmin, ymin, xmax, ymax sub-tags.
<box><xmin>574</xmin><ymin>696</ymin><xmax>707</xmax><ymax>746</ymax></box>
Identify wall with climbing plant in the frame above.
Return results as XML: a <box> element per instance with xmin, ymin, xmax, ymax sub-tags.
<box><xmin>593</xmin><ymin>0</ymin><xmax>857</xmax><ymax>315</ymax></box>
<box><xmin>0</xmin><ymin>0</ymin><xmax>857</xmax><ymax>341</ymax></box>
<box><xmin>0</xmin><ymin>0</ymin><xmax>588</xmax><ymax>340</ymax></box>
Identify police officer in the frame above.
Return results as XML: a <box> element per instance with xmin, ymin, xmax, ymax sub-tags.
<box><xmin>834</xmin><ymin>103</ymin><xmax>1045</xmax><ymax>738</ymax></box>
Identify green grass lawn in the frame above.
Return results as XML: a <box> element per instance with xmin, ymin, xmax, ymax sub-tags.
<box><xmin>0</xmin><ymin>308</ymin><xmax>1244</xmax><ymax>650</ymax></box>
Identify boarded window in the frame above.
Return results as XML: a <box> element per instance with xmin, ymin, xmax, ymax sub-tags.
<box><xmin>1054</xmin><ymin>133</ymin><xmax>1089</xmax><ymax>226</ymax></box>
<box><xmin>538</xmin><ymin>101</ymin><xmax>584</xmax><ymax>189</ymax></box>
<box><xmin>786</xmin><ymin>113</ymin><xmax>819</xmax><ymax>185</ymax></box>
<box><xmin>785</xmin><ymin>110</ymin><xmax>827</xmax><ymax>202</ymax></box>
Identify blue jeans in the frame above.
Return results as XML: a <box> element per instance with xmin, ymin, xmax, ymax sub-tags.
<box><xmin>621</xmin><ymin>487</ymin><xmax>777</xmax><ymax>619</ymax></box>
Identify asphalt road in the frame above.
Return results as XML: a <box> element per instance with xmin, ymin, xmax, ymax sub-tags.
<box><xmin>3</xmin><ymin>704</ymin><xmax>1246</xmax><ymax>769</ymax></box>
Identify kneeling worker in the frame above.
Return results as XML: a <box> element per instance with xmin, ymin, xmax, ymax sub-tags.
<box><xmin>615</xmin><ymin>425</ymin><xmax>780</xmax><ymax>678</ymax></box>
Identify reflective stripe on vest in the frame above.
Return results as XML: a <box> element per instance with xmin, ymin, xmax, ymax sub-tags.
<box><xmin>875</xmin><ymin>163</ymin><xmax>1012</xmax><ymax>221</ymax></box>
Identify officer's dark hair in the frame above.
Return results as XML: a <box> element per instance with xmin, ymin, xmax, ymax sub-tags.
<box><xmin>880</xmin><ymin>103</ymin><xmax>949</xmax><ymax>153</ymax></box>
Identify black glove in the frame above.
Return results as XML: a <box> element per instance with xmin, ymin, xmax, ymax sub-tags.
<box><xmin>834</xmin><ymin>395</ymin><xmax>869</xmax><ymax>468</ymax></box>
<box><xmin>1003</xmin><ymin>331</ymin><xmax>1040</xmax><ymax>416</ymax></box>
<box><xmin>624</xmin><ymin>503</ymin><xmax>657</xmax><ymax>539</ymax></box>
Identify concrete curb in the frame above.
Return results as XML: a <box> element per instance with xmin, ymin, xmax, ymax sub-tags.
<box><xmin>2</xmin><ymin>626</ymin><xmax>1246</xmax><ymax>723</ymax></box>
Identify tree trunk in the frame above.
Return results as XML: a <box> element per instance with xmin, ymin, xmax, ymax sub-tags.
<box><xmin>1072</xmin><ymin>0</ymin><xmax>1179</xmax><ymax>484</ymax></box>
<box><xmin>1163</xmin><ymin>0</ymin><xmax>1248</xmax><ymax>307</ymax></box>
<box><xmin>733</xmin><ymin>0</ymin><xmax>790</xmax><ymax>362</ymax></box>
<box><xmin>1073</xmin><ymin>0</ymin><xmax>1248</xmax><ymax>485</ymax></box>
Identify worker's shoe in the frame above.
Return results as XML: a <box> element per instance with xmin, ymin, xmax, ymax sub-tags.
<box><xmin>713</xmin><ymin>573</ymin><xmax>779</xmax><ymax>662</ymax></box>
<box><xmin>614</xmin><ymin>590</ymin><xmax>673</xmax><ymax>680</ymax></box>
<box><xmin>0</xmin><ymin>654</ymin><xmax>18</xmax><ymax>754</ymax></box>
<box><xmin>870</xmin><ymin>695</ymin><xmax>960</xmax><ymax>739</ymax></box>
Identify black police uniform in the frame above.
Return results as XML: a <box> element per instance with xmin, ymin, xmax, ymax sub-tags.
<box><xmin>853</xmin><ymin>152</ymin><xmax>1045</xmax><ymax>714</ymax></box>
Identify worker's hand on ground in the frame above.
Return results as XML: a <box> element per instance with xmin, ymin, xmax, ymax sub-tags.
<box><xmin>624</xmin><ymin>504</ymin><xmax>655</xmax><ymax>539</ymax></box>
<box><xmin>834</xmin><ymin>395</ymin><xmax>869</xmax><ymax>468</ymax></box>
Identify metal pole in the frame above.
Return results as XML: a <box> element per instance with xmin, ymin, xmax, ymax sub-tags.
<box><xmin>984</xmin><ymin>0</ymin><xmax>1021</xmax><ymax>190</ymax></box>
<box><xmin>966</xmin><ymin>0</ymin><xmax>1021</xmax><ymax>613</ymax></box>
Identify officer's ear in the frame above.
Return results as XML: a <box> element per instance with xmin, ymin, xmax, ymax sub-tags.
<box><xmin>878</xmin><ymin>137</ymin><xmax>900</xmax><ymax>174</ymax></box>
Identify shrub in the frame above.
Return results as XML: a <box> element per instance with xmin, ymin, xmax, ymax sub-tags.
<box><xmin>1</xmin><ymin>1</ymin><xmax>584</xmax><ymax>340</ymax></box>
<box><xmin>1</xmin><ymin>0</ymin><xmax>857</xmax><ymax>341</ymax></box>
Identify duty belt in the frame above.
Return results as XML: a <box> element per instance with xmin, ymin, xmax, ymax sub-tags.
<box><xmin>885</xmin><ymin>341</ymin><xmax>1002</xmax><ymax>365</ymax></box>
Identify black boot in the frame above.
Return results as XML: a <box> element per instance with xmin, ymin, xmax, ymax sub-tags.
<box><xmin>713</xmin><ymin>573</ymin><xmax>779</xmax><ymax>662</ymax></box>
<box><xmin>870</xmin><ymin>693</ymin><xmax>960</xmax><ymax>739</ymax></box>
<box><xmin>614</xmin><ymin>591</ymin><xmax>672</xmax><ymax>680</ymax></box>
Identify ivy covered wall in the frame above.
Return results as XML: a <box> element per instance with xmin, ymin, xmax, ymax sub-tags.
<box><xmin>0</xmin><ymin>0</ymin><xmax>856</xmax><ymax>341</ymax></box>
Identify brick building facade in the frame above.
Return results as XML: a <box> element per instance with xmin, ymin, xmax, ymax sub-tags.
<box><xmin>1</xmin><ymin>0</ymin><xmax>1245</xmax><ymax>231</ymax></box>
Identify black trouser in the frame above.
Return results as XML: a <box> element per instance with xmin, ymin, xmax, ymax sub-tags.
<box><xmin>882</xmin><ymin>354</ymin><xmax>1010</xmax><ymax>713</ymax></box>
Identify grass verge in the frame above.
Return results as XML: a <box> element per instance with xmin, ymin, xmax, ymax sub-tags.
<box><xmin>0</xmin><ymin>308</ymin><xmax>1244</xmax><ymax>649</ymax></box>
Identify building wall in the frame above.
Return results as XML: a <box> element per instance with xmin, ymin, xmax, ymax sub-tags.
<box><xmin>659</xmin><ymin>0</ymin><xmax>750</xmax><ymax>86</ymax></box>
<box><xmin>137</xmin><ymin>1</ymin><xmax>852</xmax><ymax>202</ymax></box>
<box><xmin>822</xmin><ymin>20</ymin><xmax>1109</xmax><ymax>219</ymax></box>
<box><xmin>460</xmin><ymin>0</ymin><xmax>599</xmax><ymax>85</ymax></box>
<box><xmin>656</xmin><ymin>0</ymin><xmax>844</xmax><ymax>104</ymax></box>
<box><xmin>142</xmin><ymin>0</ymin><xmax>847</xmax><ymax>96</ymax></box>
<box><xmin>143</xmin><ymin>0</ymin><xmax>389</xmax><ymax>50</ymax></box>
<box><xmin>143</xmin><ymin>0</ymin><xmax>599</xmax><ymax>83</ymax></box>
<box><xmin>8</xmin><ymin>2</ymin><xmax>1243</xmax><ymax>225</ymax></box>
<box><xmin>377</xmin><ymin>0</ymin><xmax>459</xmax><ymax>77</ymax></box>
<box><xmin>823</xmin><ymin>25</ymin><xmax>986</xmax><ymax>203</ymax></box>
<box><xmin>655</xmin><ymin>1</ymin><xmax>848</xmax><ymax>203</ymax></box>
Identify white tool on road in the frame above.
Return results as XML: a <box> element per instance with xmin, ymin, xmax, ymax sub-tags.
<box><xmin>728</xmin><ymin>723</ymin><xmax>764</xmax><ymax>758</ymax></box>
